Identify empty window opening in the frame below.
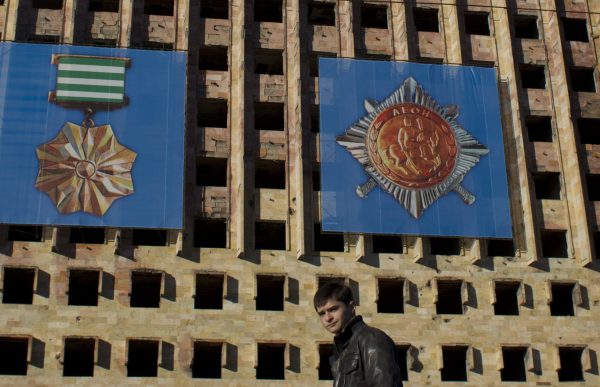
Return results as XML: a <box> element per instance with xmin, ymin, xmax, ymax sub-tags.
<box><xmin>533</xmin><ymin>172</ymin><xmax>561</xmax><ymax>200</ymax></box>
<box><xmin>595</xmin><ymin>232</ymin><xmax>600</xmax><ymax>261</ymax></box>
<box><xmin>361</xmin><ymin>4</ymin><xmax>388</xmax><ymax>29</ymax></box>
<box><xmin>256</xmin><ymin>275</ymin><xmax>285</xmax><ymax>311</ymax></box>
<box><xmin>131</xmin><ymin>229</ymin><xmax>167</xmax><ymax>246</ymax></box>
<box><xmin>314</xmin><ymin>223</ymin><xmax>344</xmax><ymax>252</ymax></box>
<box><xmin>255</xmin><ymin>102</ymin><xmax>284</xmax><ymax>131</ymax></box>
<box><xmin>7</xmin><ymin>225</ymin><xmax>42</xmax><ymax>242</ymax></box>
<box><xmin>32</xmin><ymin>0</ymin><xmax>62</xmax><ymax>9</ymax></box>
<box><xmin>127</xmin><ymin>340</ymin><xmax>159</xmax><ymax>377</ymax></box>
<box><xmin>396</xmin><ymin>345</ymin><xmax>409</xmax><ymax>381</ymax></box>
<box><xmin>69</xmin><ymin>227</ymin><xmax>105</xmax><ymax>244</ymax></box>
<box><xmin>254</xmin><ymin>49</ymin><xmax>284</xmax><ymax>75</ymax></box>
<box><xmin>570</xmin><ymin>68</ymin><xmax>596</xmax><ymax>93</ymax></box>
<box><xmin>192</xmin><ymin>341</ymin><xmax>222</xmax><ymax>378</ymax></box>
<box><xmin>377</xmin><ymin>278</ymin><xmax>404</xmax><ymax>313</ymax></box>
<box><xmin>550</xmin><ymin>283</ymin><xmax>575</xmax><ymax>316</ymax></box>
<box><xmin>373</xmin><ymin>235</ymin><xmax>403</xmax><ymax>254</ymax></box>
<box><xmin>514</xmin><ymin>15</ymin><xmax>539</xmax><ymax>39</ymax></box>
<box><xmin>84</xmin><ymin>38</ymin><xmax>118</xmax><ymax>47</ymax></box>
<box><xmin>486</xmin><ymin>239</ymin><xmax>515</xmax><ymax>257</ymax></box>
<box><xmin>256</xmin><ymin>343</ymin><xmax>285</xmax><ymax>379</ymax></box>
<box><xmin>196</xmin><ymin>157</ymin><xmax>227</xmax><ymax>187</ymax></box>
<box><xmin>310</xmin><ymin>104</ymin><xmax>320</xmax><ymax>133</ymax></box>
<box><xmin>429</xmin><ymin>237</ymin><xmax>461</xmax><ymax>256</ymax></box>
<box><xmin>562</xmin><ymin>18</ymin><xmax>588</xmax><ymax>42</ymax></box>
<box><xmin>200</xmin><ymin>0</ymin><xmax>228</xmax><ymax>19</ymax></box>
<box><xmin>413</xmin><ymin>8</ymin><xmax>439</xmax><ymax>32</ymax></box>
<box><xmin>586</xmin><ymin>174</ymin><xmax>600</xmax><ymax>201</ymax></box>
<box><xmin>63</xmin><ymin>338</ymin><xmax>95</xmax><ymax>377</ymax></box>
<box><xmin>68</xmin><ymin>270</ymin><xmax>99</xmax><ymax>307</ymax></box>
<box><xmin>558</xmin><ymin>347</ymin><xmax>584</xmax><ymax>382</ymax></box>
<box><xmin>312</xmin><ymin>164</ymin><xmax>321</xmax><ymax>191</ymax></box>
<box><xmin>577</xmin><ymin>118</ymin><xmax>600</xmax><ymax>144</ymax></box>
<box><xmin>139</xmin><ymin>41</ymin><xmax>174</xmax><ymax>50</ymax></box>
<box><xmin>494</xmin><ymin>282</ymin><xmax>520</xmax><ymax>316</ymax></box>
<box><xmin>441</xmin><ymin>346</ymin><xmax>468</xmax><ymax>381</ymax></box>
<box><xmin>318</xmin><ymin>343</ymin><xmax>334</xmax><ymax>380</ymax></box>
<box><xmin>525</xmin><ymin>115</ymin><xmax>553</xmax><ymax>142</ymax></box>
<box><xmin>255</xmin><ymin>159</ymin><xmax>286</xmax><ymax>189</ymax></box>
<box><xmin>317</xmin><ymin>276</ymin><xmax>346</xmax><ymax>289</ymax></box>
<box><xmin>197</xmin><ymin>98</ymin><xmax>228</xmax><ymax>128</ymax></box>
<box><xmin>255</xmin><ymin>221</ymin><xmax>286</xmax><ymax>250</ymax></box>
<box><xmin>464</xmin><ymin>12</ymin><xmax>490</xmax><ymax>36</ymax></box>
<box><xmin>541</xmin><ymin>230</ymin><xmax>568</xmax><ymax>258</ymax></box>
<box><xmin>0</xmin><ymin>337</ymin><xmax>28</xmax><ymax>375</ymax></box>
<box><xmin>194</xmin><ymin>218</ymin><xmax>227</xmax><ymax>248</ymax></box>
<box><xmin>26</xmin><ymin>35</ymin><xmax>60</xmax><ymax>44</ymax></box>
<box><xmin>195</xmin><ymin>274</ymin><xmax>224</xmax><ymax>309</ymax></box>
<box><xmin>2</xmin><ymin>267</ymin><xmax>35</xmax><ymax>304</ymax></box>
<box><xmin>254</xmin><ymin>0</ymin><xmax>282</xmax><ymax>22</ymax></box>
<box><xmin>308</xmin><ymin>2</ymin><xmax>335</xmax><ymax>26</ymax></box>
<box><xmin>198</xmin><ymin>46</ymin><xmax>228</xmax><ymax>71</ymax></box>
<box><xmin>436</xmin><ymin>280</ymin><xmax>463</xmax><ymax>315</ymax></box>
<box><xmin>519</xmin><ymin>64</ymin><xmax>546</xmax><ymax>89</ymax></box>
<box><xmin>130</xmin><ymin>272</ymin><xmax>162</xmax><ymax>308</ymax></box>
<box><xmin>309</xmin><ymin>52</ymin><xmax>336</xmax><ymax>77</ymax></box>
<box><xmin>144</xmin><ymin>0</ymin><xmax>173</xmax><ymax>16</ymax></box>
<box><xmin>88</xmin><ymin>0</ymin><xmax>118</xmax><ymax>12</ymax></box>
<box><xmin>500</xmin><ymin>347</ymin><xmax>527</xmax><ymax>382</ymax></box>
<box><xmin>359</xmin><ymin>52</ymin><xmax>392</xmax><ymax>61</ymax></box>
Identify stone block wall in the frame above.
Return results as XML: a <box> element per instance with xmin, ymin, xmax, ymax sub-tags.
<box><xmin>0</xmin><ymin>0</ymin><xmax>599</xmax><ymax>385</ymax></box>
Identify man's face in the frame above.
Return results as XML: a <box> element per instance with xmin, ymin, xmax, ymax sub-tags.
<box><xmin>316</xmin><ymin>298</ymin><xmax>355</xmax><ymax>335</ymax></box>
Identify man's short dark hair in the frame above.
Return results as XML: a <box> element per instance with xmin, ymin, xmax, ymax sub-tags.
<box><xmin>313</xmin><ymin>281</ymin><xmax>354</xmax><ymax>310</ymax></box>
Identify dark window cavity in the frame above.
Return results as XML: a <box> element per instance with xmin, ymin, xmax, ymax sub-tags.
<box><xmin>68</xmin><ymin>270</ymin><xmax>100</xmax><ymax>306</ymax></box>
<box><xmin>255</xmin><ymin>221</ymin><xmax>286</xmax><ymax>250</ymax></box>
<box><xmin>194</xmin><ymin>218</ymin><xmax>227</xmax><ymax>248</ymax></box>
<box><xmin>195</xmin><ymin>273</ymin><xmax>224</xmax><ymax>309</ymax></box>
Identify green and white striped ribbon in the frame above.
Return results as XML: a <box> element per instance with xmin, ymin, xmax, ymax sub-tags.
<box><xmin>56</xmin><ymin>56</ymin><xmax>126</xmax><ymax>104</ymax></box>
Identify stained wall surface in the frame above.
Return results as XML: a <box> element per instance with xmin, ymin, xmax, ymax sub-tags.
<box><xmin>0</xmin><ymin>0</ymin><xmax>600</xmax><ymax>385</ymax></box>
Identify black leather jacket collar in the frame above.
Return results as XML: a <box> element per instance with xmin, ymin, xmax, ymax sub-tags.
<box><xmin>330</xmin><ymin>315</ymin><xmax>403</xmax><ymax>387</ymax></box>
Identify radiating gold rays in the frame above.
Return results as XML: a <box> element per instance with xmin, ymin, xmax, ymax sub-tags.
<box><xmin>35</xmin><ymin>122</ymin><xmax>137</xmax><ymax>216</ymax></box>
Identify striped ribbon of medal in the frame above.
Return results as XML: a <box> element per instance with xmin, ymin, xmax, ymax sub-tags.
<box><xmin>52</xmin><ymin>55</ymin><xmax>129</xmax><ymax>105</ymax></box>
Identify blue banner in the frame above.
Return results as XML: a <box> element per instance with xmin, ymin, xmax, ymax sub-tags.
<box><xmin>0</xmin><ymin>42</ymin><xmax>186</xmax><ymax>229</ymax></box>
<box><xmin>319</xmin><ymin>58</ymin><xmax>512</xmax><ymax>238</ymax></box>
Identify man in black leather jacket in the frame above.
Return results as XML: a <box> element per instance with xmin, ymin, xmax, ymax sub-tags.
<box><xmin>314</xmin><ymin>282</ymin><xmax>403</xmax><ymax>386</ymax></box>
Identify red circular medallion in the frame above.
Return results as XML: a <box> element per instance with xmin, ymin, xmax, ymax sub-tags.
<box><xmin>367</xmin><ymin>103</ymin><xmax>458</xmax><ymax>189</ymax></box>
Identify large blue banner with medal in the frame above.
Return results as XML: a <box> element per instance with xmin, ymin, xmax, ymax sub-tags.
<box><xmin>0</xmin><ymin>42</ymin><xmax>186</xmax><ymax>229</ymax></box>
<box><xmin>319</xmin><ymin>58</ymin><xmax>512</xmax><ymax>238</ymax></box>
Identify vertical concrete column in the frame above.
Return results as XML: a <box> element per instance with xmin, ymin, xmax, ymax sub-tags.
<box><xmin>338</xmin><ymin>0</ymin><xmax>354</xmax><ymax>58</ymax></box>
<box><xmin>175</xmin><ymin>0</ymin><xmax>189</xmax><ymax>51</ymax></box>
<box><xmin>591</xmin><ymin>2</ymin><xmax>600</xmax><ymax>66</ymax></box>
<box><xmin>3</xmin><ymin>0</ymin><xmax>21</xmax><ymax>41</ymax></box>
<box><xmin>230</xmin><ymin>0</ymin><xmax>249</xmax><ymax>257</ymax></box>
<box><xmin>390</xmin><ymin>0</ymin><xmax>409</xmax><ymax>61</ymax></box>
<box><xmin>337</xmin><ymin>0</ymin><xmax>361</xmax><ymax>256</ymax></box>
<box><xmin>119</xmin><ymin>0</ymin><xmax>133</xmax><ymax>47</ymax></box>
<box><xmin>390</xmin><ymin>0</ymin><xmax>411</xmax><ymax>258</ymax></box>
<box><xmin>441</xmin><ymin>0</ymin><xmax>462</xmax><ymax>64</ymax></box>
<box><xmin>62</xmin><ymin>0</ymin><xmax>76</xmax><ymax>44</ymax></box>
<box><xmin>286</xmin><ymin>0</ymin><xmax>307</xmax><ymax>258</ymax></box>
<box><xmin>540</xmin><ymin>1</ymin><xmax>594</xmax><ymax>264</ymax></box>
<box><xmin>491</xmin><ymin>0</ymin><xmax>539</xmax><ymax>262</ymax></box>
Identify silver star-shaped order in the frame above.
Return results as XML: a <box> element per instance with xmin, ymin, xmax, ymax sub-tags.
<box><xmin>336</xmin><ymin>77</ymin><xmax>489</xmax><ymax>219</ymax></box>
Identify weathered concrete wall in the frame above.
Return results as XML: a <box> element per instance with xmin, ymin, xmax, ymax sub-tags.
<box><xmin>0</xmin><ymin>0</ymin><xmax>600</xmax><ymax>385</ymax></box>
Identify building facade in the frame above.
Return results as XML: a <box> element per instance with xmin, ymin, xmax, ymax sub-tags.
<box><xmin>0</xmin><ymin>0</ymin><xmax>599</xmax><ymax>385</ymax></box>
